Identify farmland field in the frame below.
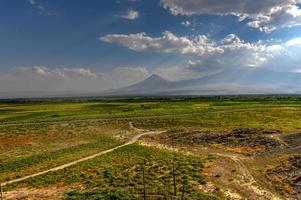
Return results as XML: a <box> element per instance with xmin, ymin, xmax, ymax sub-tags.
<box><xmin>0</xmin><ymin>96</ymin><xmax>301</xmax><ymax>199</ymax></box>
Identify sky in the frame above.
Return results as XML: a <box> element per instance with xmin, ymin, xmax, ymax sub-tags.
<box><xmin>1</xmin><ymin>0</ymin><xmax>301</xmax><ymax>97</ymax></box>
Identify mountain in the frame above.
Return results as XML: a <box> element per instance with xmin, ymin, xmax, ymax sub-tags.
<box><xmin>181</xmin><ymin>68</ymin><xmax>301</xmax><ymax>86</ymax></box>
<box><xmin>106</xmin><ymin>68</ymin><xmax>301</xmax><ymax>96</ymax></box>
<box><xmin>123</xmin><ymin>74</ymin><xmax>172</xmax><ymax>91</ymax></box>
<box><xmin>107</xmin><ymin>74</ymin><xmax>174</xmax><ymax>95</ymax></box>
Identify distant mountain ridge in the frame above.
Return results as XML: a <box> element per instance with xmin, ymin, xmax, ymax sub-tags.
<box><xmin>107</xmin><ymin>68</ymin><xmax>301</xmax><ymax>96</ymax></box>
<box><xmin>176</xmin><ymin>67</ymin><xmax>301</xmax><ymax>86</ymax></box>
<box><xmin>121</xmin><ymin>74</ymin><xmax>172</xmax><ymax>92</ymax></box>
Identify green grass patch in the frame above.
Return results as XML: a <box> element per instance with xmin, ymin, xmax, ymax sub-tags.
<box><xmin>12</xmin><ymin>144</ymin><xmax>218</xmax><ymax>199</ymax></box>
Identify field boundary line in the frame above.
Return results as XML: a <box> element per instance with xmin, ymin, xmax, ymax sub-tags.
<box><xmin>1</xmin><ymin>106</ymin><xmax>300</xmax><ymax>126</ymax></box>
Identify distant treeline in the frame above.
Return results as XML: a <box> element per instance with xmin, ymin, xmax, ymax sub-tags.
<box><xmin>2</xmin><ymin>94</ymin><xmax>301</xmax><ymax>104</ymax></box>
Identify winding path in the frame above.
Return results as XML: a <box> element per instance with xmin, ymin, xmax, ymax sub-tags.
<box><xmin>1</xmin><ymin>123</ymin><xmax>160</xmax><ymax>187</ymax></box>
<box><xmin>215</xmin><ymin>153</ymin><xmax>282</xmax><ymax>200</ymax></box>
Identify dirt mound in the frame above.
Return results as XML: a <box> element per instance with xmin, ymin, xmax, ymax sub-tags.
<box><xmin>155</xmin><ymin>128</ymin><xmax>281</xmax><ymax>154</ymax></box>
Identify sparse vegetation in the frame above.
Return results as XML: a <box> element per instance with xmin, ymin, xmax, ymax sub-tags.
<box><xmin>9</xmin><ymin>144</ymin><xmax>218</xmax><ymax>199</ymax></box>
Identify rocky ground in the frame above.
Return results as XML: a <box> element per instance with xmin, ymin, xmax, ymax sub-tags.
<box><xmin>144</xmin><ymin>128</ymin><xmax>301</xmax><ymax>199</ymax></box>
<box><xmin>267</xmin><ymin>155</ymin><xmax>301</xmax><ymax>199</ymax></box>
<box><xmin>150</xmin><ymin>128</ymin><xmax>283</xmax><ymax>155</ymax></box>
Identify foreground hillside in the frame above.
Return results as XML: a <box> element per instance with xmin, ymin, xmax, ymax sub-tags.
<box><xmin>0</xmin><ymin>96</ymin><xmax>301</xmax><ymax>199</ymax></box>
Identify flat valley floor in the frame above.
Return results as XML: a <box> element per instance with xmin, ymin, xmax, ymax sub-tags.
<box><xmin>0</xmin><ymin>96</ymin><xmax>300</xmax><ymax>199</ymax></box>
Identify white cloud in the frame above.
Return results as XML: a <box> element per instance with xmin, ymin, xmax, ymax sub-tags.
<box><xmin>160</xmin><ymin>0</ymin><xmax>301</xmax><ymax>32</ymax></box>
<box><xmin>101</xmin><ymin>31</ymin><xmax>285</xmax><ymax>68</ymax></box>
<box><xmin>181</xmin><ymin>20</ymin><xmax>191</xmax><ymax>27</ymax></box>
<box><xmin>186</xmin><ymin>59</ymin><xmax>223</xmax><ymax>73</ymax></box>
<box><xmin>100</xmin><ymin>31</ymin><xmax>223</xmax><ymax>55</ymax></box>
<box><xmin>120</xmin><ymin>10</ymin><xmax>140</xmax><ymax>20</ymax></box>
<box><xmin>28</xmin><ymin>0</ymin><xmax>56</xmax><ymax>16</ymax></box>
<box><xmin>12</xmin><ymin>66</ymin><xmax>99</xmax><ymax>80</ymax></box>
<box><xmin>286</xmin><ymin>36</ymin><xmax>301</xmax><ymax>46</ymax></box>
<box><xmin>12</xmin><ymin>66</ymin><xmax>50</xmax><ymax>78</ymax></box>
<box><xmin>222</xmin><ymin>34</ymin><xmax>242</xmax><ymax>44</ymax></box>
<box><xmin>101</xmin><ymin>31</ymin><xmax>301</xmax><ymax>77</ymax></box>
<box><xmin>54</xmin><ymin>68</ymin><xmax>98</xmax><ymax>79</ymax></box>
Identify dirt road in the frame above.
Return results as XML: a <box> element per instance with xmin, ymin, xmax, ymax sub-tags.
<box><xmin>215</xmin><ymin>153</ymin><xmax>283</xmax><ymax>200</ymax></box>
<box><xmin>1</xmin><ymin>123</ymin><xmax>161</xmax><ymax>187</ymax></box>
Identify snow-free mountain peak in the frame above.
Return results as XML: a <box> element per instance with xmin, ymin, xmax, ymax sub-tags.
<box><xmin>141</xmin><ymin>74</ymin><xmax>170</xmax><ymax>84</ymax></box>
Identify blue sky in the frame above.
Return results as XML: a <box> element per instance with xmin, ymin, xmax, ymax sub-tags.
<box><xmin>1</xmin><ymin>0</ymin><xmax>301</xmax><ymax>97</ymax></box>
<box><xmin>0</xmin><ymin>0</ymin><xmax>194</xmax><ymax>70</ymax></box>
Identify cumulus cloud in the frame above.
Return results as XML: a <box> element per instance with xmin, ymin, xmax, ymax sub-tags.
<box><xmin>101</xmin><ymin>31</ymin><xmax>285</xmax><ymax>69</ymax></box>
<box><xmin>120</xmin><ymin>10</ymin><xmax>139</xmax><ymax>20</ymax></box>
<box><xmin>260</xmin><ymin>37</ymin><xmax>301</xmax><ymax>72</ymax></box>
<box><xmin>186</xmin><ymin>59</ymin><xmax>223</xmax><ymax>73</ymax></box>
<box><xmin>101</xmin><ymin>30</ymin><xmax>301</xmax><ymax>80</ymax></box>
<box><xmin>187</xmin><ymin>35</ymin><xmax>301</xmax><ymax>74</ymax></box>
<box><xmin>160</xmin><ymin>0</ymin><xmax>301</xmax><ymax>32</ymax></box>
<box><xmin>100</xmin><ymin>31</ymin><xmax>223</xmax><ymax>54</ymax></box>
